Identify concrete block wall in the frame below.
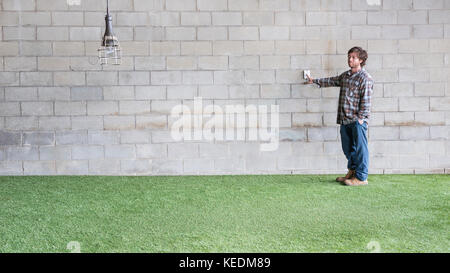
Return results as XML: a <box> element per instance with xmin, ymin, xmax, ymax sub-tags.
<box><xmin>0</xmin><ymin>0</ymin><xmax>449</xmax><ymax>175</ymax></box>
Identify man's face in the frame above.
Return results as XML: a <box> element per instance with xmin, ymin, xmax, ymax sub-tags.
<box><xmin>348</xmin><ymin>52</ymin><xmax>362</xmax><ymax>68</ymax></box>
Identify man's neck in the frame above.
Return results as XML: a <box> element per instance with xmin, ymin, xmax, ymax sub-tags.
<box><xmin>351</xmin><ymin>66</ymin><xmax>362</xmax><ymax>74</ymax></box>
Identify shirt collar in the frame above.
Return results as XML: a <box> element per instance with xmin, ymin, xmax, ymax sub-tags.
<box><xmin>347</xmin><ymin>68</ymin><xmax>365</xmax><ymax>77</ymax></box>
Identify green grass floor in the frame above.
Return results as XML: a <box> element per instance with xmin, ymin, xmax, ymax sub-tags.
<box><xmin>0</xmin><ymin>175</ymin><xmax>449</xmax><ymax>253</ymax></box>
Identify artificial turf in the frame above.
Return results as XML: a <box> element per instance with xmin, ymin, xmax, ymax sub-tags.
<box><xmin>0</xmin><ymin>175</ymin><xmax>448</xmax><ymax>253</ymax></box>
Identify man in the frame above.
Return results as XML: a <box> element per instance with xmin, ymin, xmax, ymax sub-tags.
<box><xmin>305</xmin><ymin>47</ymin><xmax>374</xmax><ymax>186</ymax></box>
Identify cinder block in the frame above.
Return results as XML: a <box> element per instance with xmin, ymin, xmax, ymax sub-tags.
<box><xmin>152</xmin><ymin>159</ymin><xmax>183</xmax><ymax>174</ymax></box>
<box><xmin>167</xmin><ymin>57</ymin><xmax>197</xmax><ymax>70</ymax></box>
<box><xmin>151</xmin><ymin>71</ymin><xmax>182</xmax><ymax>85</ymax></box>
<box><xmin>72</xmin><ymin>145</ymin><xmax>103</xmax><ymax>160</ymax></box>
<box><xmin>168</xmin><ymin>143</ymin><xmax>198</xmax><ymax>159</ymax></box>
<box><xmin>88</xmin><ymin>159</ymin><xmax>121</xmax><ymax>175</ymax></box>
<box><xmin>148</xmin><ymin>12</ymin><xmax>179</xmax><ymax>26</ymax></box>
<box><xmin>180</xmin><ymin>12</ymin><xmax>211</xmax><ymax>26</ymax></box>
<box><xmin>0</xmin><ymin>102</ymin><xmax>20</xmax><ymax>116</ymax></box>
<box><xmin>293</xmin><ymin>113</ymin><xmax>323</xmax><ymax>127</ymax></box>
<box><xmin>104</xmin><ymin>116</ymin><xmax>135</xmax><ymax>130</ymax></box>
<box><xmin>197</xmin><ymin>27</ymin><xmax>227</xmax><ymax>40</ymax></box>
<box><xmin>306</xmin><ymin>12</ymin><xmax>336</xmax><ymax>25</ymax></box>
<box><xmin>102</xmin><ymin>86</ymin><xmax>134</xmax><ymax>101</ymax></box>
<box><xmin>6</xmin><ymin>146</ymin><xmax>39</xmax><ymax>160</ymax></box>
<box><xmin>39</xmin><ymin>117</ymin><xmax>71</xmax><ymax>130</ymax></box>
<box><xmin>243</xmin><ymin>41</ymin><xmax>274</xmax><ymax>55</ymax></box>
<box><xmin>56</xmin><ymin>160</ymin><xmax>88</xmax><ymax>175</ymax></box>
<box><xmin>20</xmin><ymin>72</ymin><xmax>52</xmax><ymax>86</ymax></box>
<box><xmin>86</xmin><ymin>101</ymin><xmax>118</xmax><ymax>116</ymax></box>
<box><xmin>56</xmin><ymin>130</ymin><xmax>88</xmax><ymax>145</ymax></box>
<box><xmin>135</xmin><ymin>86</ymin><xmax>166</xmax><ymax>100</ymax></box>
<box><xmin>413</xmin><ymin>0</ymin><xmax>444</xmax><ymax>9</ymax></box>
<box><xmin>181</xmin><ymin>41</ymin><xmax>212</xmax><ymax>55</ymax></box>
<box><xmin>88</xmin><ymin>130</ymin><xmax>120</xmax><ymax>145</ymax></box>
<box><xmin>38</xmin><ymin>57</ymin><xmax>70</xmax><ymax>71</ymax></box>
<box><xmin>370</xmin><ymin>126</ymin><xmax>399</xmax><ymax>140</ymax></box>
<box><xmin>3</xmin><ymin>26</ymin><xmax>36</xmax><ymax>40</ymax></box>
<box><xmin>166</xmin><ymin>0</ymin><xmax>196</xmax><ymax>11</ymax></box>
<box><xmin>214</xmin><ymin>71</ymin><xmax>244</xmax><ymax>85</ymax></box>
<box><xmin>382</xmin><ymin>26</ymin><xmax>411</xmax><ymax>39</ymax></box>
<box><xmin>229</xmin><ymin>27</ymin><xmax>259</xmax><ymax>40</ymax></box>
<box><xmin>119</xmin><ymin>71</ymin><xmax>150</xmax><ymax>85</ymax></box>
<box><xmin>260</xmin><ymin>84</ymin><xmax>290</xmax><ymax>98</ymax></box>
<box><xmin>383</xmin><ymin>0</ymin><xmax>413</xmax><ymax>10</ymax></box>
<box><xmin>105</xmin><ymin>145</ymin><xmax>135</xmax><ymax>159</ymax></box>
<box><xmin>352</xmin><ymin>26</ymin><xmax>381</xmax><ymax>39</ymax></box>
<box><xmin>307</xmin><ymin>127</ymin><xmax>338</xmax><ymax>141</ymax></box>
<box><xmin>150</xmin><ymin>41</ymin><xmax>179</xmax><ymax>56</ymax></box>
<box><xmin>167</xmin><ymin>85</ymin><xmax>197</xmax><ymax>99</ymax></box>
<box><xmin>399</xmin><ymin>97</ymin><xmax>429</xmax><ymax>111</ymax></box>
<box><xmin>243</xmin><ymin>12</ymin><xmax>273</xmax><ymax>25</ymax></box>
<box><xmin>306</xmin><ymin>40</ymin><xmax>337</xmax><ymax>54</ymax></box>
<box><xmin>0</xmin><ymin>161</ymin><xmax>23</xmax><ymax>175</ymax></box>
<box><xmin>371</xmin><ymin>98</ymin><xmax>398</xmax><ymax>112</ymax></box>
<box><xmin>415</xmin><ymin>83</ymin><xmax>445</xmax><ymax>97</ymax></box>
<box><xmin>54</xmin><ymin>72</ymin><xmax>85</xmax><ymax>86</ymax></box>
<box><xmin>229</xmin><ymin>85</ymin><xmax>259</xmax><ymax>99</ymax></box>
<box><xmin>37</xmin><ymin>27</ymin><xmax>68</xmax><ymax>41</ymax></box>
<box><xmin>352</xmin><ymin>0</ymin><xmax>382</xmax><ymax>10</ymax></box>
<box><xmin>413</xmin><ymin>25</ymin><xmax>444</xmax><ymax>39</ymax></box>
<box><xmin>415</xmin><ymin>112</ymin><xmax>446</xmax><ymax>126</ymax></box>
<box><xmin>121</xmin><ymin>159</ymin><xmax>152</xmax><ymax>175</ymax></box>
<box><xmin>39</xmin><ymin>146</ymin><xmax>71</xmax><ymax>160</ymax></box>
<box><xmin>260</xmin><ymin>0</ymin><xmax>289</xmax><ymax>10</ymax></box>
<box><xmin>0</xmin><ymin>131</ymin><xmax>22</xmax><ymax>145</ymax></box>
<box><xmin>320</xmin><ymin>26</ymin><xmax>351</xmax><ymax>40</ymax></box>
<box><xmin>399</xmin><ymin>69</ymin><xmax>430</xmax><ymax>82</ymax></box>
<box><xmin>71</xmin><ymin>87</ymin><xmax>103</xmax><ymax>100</ymax></box>
<box><xmin>135</xmin><ymin>144</ymin><xmax>167</xmax><ymax>158</ymax></box>
<box><xmin>53</xmin><ymin>42</ymin><xmax>84</xmax><ymax>56</ymax></box>
<box><xmin>384</xmin><ymin>112</ymin><xmax>415</xmax><ymax>126</ymax></box>
<box><xmin>23</xmin><ymin>132</ymin><xmax>54</xmax><ymax>146</ymax></box>
<box><xmin>4</xmin><ymin>57</ymin><xmax>36</xmax><ymax>71</ymax></box>
<box><xmin>135</xmin><ymin>27</ymin><xmax>165</xmax><ymax>41</ymax></box>
<box><xmin>21</xmin><ymin>101</ymin><xmax>53</xmax><ymax>116</ymax></box>
<box><xmin>5</xmin><ymin>117</ymin><xmax>38</xmax><ymax>130</ymax></box>
<box><xmin>151</xmin><ymin>100</ymin><xmax>181</xmax><ymax>114</ymax></box>
<box><xmin>119</xmin><ymin>101</ymin><xmax>151</xmax><ymax>115</ymax></box>
<box><xmin>260</xmin><ymin>26</ymin><xmax>289</xmax><ymax>40</ymax></box>
<box><xmin>72</xmin><ymin>116</ymin><xmax>103</xmax><ymax>130</ymax></box>
<box><xmin>430</xmin><ymin>126</ymin><xmax>450</xmax><ymax>139</ymax></box>
<box><xmin>183</xmin><ymin>158</ymin><xmax>215</xmax><ymax>174</ymax></box>
<box><xmin>86</xmin><ymin>72</ymin><xmax>117</xmax><ymax>86</ymax></box>
<box><xmin>245</xmin><ymin>71</ymin><xmax>275</xmax><ymax>84</ymax></box>
<box><xmin>336</xmin><ymin>11</ymin><xmax>366</xmax><ymax>25</ymax></box>
<box><xmin>23</xmin><ymin>161</ymin><xmax>56</xmax><ymax>175</ymax></box>
<box><xmin>117</xmin><ymin>12</ymin><xmax>149</xmax><ymax>26</ymax></box>
<box><xmin>0</xmin><ymin>42</ymin><xmax>20</xmax><ymax>56</ymax></box>
<box><xmin>166</xmin><ymin>27</ymin><xmax>196</xmax><ymax>40</ymax></box>
<box><xmin>276</xmin><ymin>70</ymin><xmax>301</xmax><ymax>84</ymax></box>
<box><xmin>228</xmin><ymin>0</ymin><xmax>259</xmax><ymax>10</ymax></box>
<box><xmin>184</xmin><ymin>71</ymin><xmax>214</xmax><ymax>84</ymax></box>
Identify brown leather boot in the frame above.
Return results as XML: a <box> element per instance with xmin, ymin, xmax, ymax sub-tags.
<box><xmin>336</xmin><ymin>169</ymin><xmax>355</xmax><ymax>183</ymax></box>
<box><xmin>344</xmin><ymin>177</ymin><xmax>368</xmax><ymax>186</ymax></box>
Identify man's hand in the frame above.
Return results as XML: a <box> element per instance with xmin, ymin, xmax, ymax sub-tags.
<box><xmin>358</xmin><ymin>119</ymin><xmax>363</xmax><ymax>125</ymax></box>
<box><xmin>305</xmin><ymin>74</ymin><xmax>314</xmax><ymax>84</ymax></box>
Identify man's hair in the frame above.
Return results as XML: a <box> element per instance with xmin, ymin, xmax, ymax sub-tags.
<box><xmin>348</xmin><ymin>47</ymin><xmax>368</xmax><ymax>67</ymax></box>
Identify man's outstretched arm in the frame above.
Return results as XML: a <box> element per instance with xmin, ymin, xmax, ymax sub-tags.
<box><xmin>306</xmin><ymin>74</ymin><xmax>342</xmax><ymax>88</ymax></box>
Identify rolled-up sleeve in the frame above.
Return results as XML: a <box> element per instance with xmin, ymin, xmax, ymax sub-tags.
<box><xmin>358</xmin><ymin>79</ymin><xmax>373</xmax><ymax>120</ymax></box>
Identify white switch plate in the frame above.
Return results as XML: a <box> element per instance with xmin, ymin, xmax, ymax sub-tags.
<box><xmin>303</xmin><ymin>70</ymin><xmax>310</xmax><ymax>80</ymax></box>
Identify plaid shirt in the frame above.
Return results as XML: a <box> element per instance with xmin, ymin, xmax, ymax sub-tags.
<box><xmin>313</xmin><ymin>68</ymin><xmax>373</xmax><ymax>125</ymax></box>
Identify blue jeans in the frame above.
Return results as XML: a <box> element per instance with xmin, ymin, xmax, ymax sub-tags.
<box><xmin>340</xmin><ymin>121</ymin><xmax>369</xmax><ymax>181</ymax></box>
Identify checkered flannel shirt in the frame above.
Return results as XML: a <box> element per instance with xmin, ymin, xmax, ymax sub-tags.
<box><xmin>313</xmin><ymin>68</ymin><xmax>374</xmax><ymax>125</ymax></box>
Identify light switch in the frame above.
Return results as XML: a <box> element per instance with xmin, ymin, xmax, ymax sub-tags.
<box><xmin>303</xmin><ymin>70</ymin><xmax>310</xmax><ymax>80</ymax></box>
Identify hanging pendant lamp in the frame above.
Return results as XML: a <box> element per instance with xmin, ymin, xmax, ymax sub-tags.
<box><xmin>98</xmin><ymin>0</ymin><xmax>121</xmax><ymax>65</ymax></box>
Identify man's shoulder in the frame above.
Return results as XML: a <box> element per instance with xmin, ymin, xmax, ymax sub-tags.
<box><xmin>359</xmin><ymin>69</ymin><xmax>373</xmax><ymax>82</ymax></box>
